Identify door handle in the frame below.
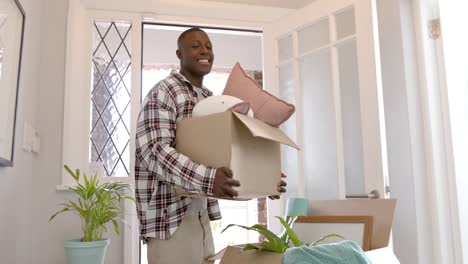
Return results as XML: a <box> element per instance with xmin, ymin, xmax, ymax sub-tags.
<box><xmin>346</xmin><ymin>190</ymin><xmax>380</xmax><ymax>199</ymax></box>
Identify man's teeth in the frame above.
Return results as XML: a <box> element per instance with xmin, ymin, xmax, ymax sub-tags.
<box><xmin>199</xmin><ymin>59</ymin><xmax>209</xmax><ymax>63</ymax></box>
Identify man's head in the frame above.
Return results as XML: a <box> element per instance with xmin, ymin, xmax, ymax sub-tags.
<box><xmin>176</xmin><ymin>28</ymin><xmax>214</xmax><ymax>80</ymax></box>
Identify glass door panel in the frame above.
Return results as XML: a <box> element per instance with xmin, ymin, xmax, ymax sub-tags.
<box><xmin>300</xmin><ymin>49</ymin><xmax>339</xmax><ymax>200</ymax></box>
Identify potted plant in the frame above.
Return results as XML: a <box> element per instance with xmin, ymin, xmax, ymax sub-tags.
<box><xmin>213</xmin><ymin>216</ymin><xmax>344</xmax><ymax>263</ymax></box>
<box><xmin>222</xmin><ymin>216</ymin><xmax>343</xmax><ymax>253</ymax></box>
<box><xmin>49</xmin><ymin>165</ymin><xmax>135</xmax><ymax>264</ymax></box>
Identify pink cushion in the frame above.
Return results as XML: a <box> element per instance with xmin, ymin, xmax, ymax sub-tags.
<box><xmin>222</xmin><ymin>63</ymin><xmax>295</xmax><ymax>127</ymax></box>
<box><xmin>227</xmin><ymin>102</ymin><xmax>252</xmax><ymax>115</ymax></box>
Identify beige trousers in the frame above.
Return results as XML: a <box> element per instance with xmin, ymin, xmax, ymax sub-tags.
<box><xmin>147</xmin><ymin>202</ymin><xmax>215</xmax><ymax>264</ymax></box>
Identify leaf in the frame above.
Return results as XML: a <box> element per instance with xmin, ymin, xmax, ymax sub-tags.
<box><xmin>259</xmin><ymin>241</ymin><xmax>283</xmax><ymax>253</ymax></box>
<box><xmin>49</xmin><ymin>208</ymin><xmax>70</xmax><ymax>221</ymax></box>
<box><xmin>222</xmin><ymin>224</ymin><xmax>288</xmax><ymax>253</ymax></box>
<box><xmin>111</xmin><ymin>219</ymin><xmax>120</xmax><ymax>235</ymax></box>
<box><xmin>64</xmin><ymin>165</ymin><xmax>79</xmax><ymax>182</ymax></box>
<box><xmin>83</xmin><ymin>173</ymin><xmax>90</xmax><ymax>190</ymax></box>
<box><xmin>276</xmin><ymin>216</ymin><xmax>303</xmax><ymax>247</ymax></box>
<box><xmin>121</xmin><ymin>195</ymin><xmax>136</xmax><ymax>202</ymax></box>
<box><xmin>253</xmin><ymin>224</ymin><xmax>288</xmax><ymax>251</ymax></box>
<box><xmin>280</xmin><ymin>216</ymin><xmax>298</xmax><ymax>242</ymax></box>
<box><xmin>242</xmin><ymin>244</ymin><xmax>260</xmax><ymax>251</ymax></box>
<box><xmin>311</xmin><ymin>233</ymin><xmax>345</xmax><ymax>246</ymax></box>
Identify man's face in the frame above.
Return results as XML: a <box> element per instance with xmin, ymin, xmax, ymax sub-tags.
<box><xmin>177</xmin><ymin>30</ymin><xmax>214</xmax><ymax>78</ymax></box>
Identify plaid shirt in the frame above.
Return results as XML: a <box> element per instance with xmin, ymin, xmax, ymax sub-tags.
<box><xmin>135</xmin><ymin>71</ymin><xmax>221</xmax><ymax>241</ymax></box>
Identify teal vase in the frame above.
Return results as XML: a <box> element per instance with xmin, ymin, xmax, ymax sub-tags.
<box><xmin>64</xmin><ymin>239</ymin><xmax>110</xmax><ymax>264</ymax></box>
<box><xmin>285</xmin><ymin>198</ymin><xmax>309</xmax><ymax>216</ymax></box>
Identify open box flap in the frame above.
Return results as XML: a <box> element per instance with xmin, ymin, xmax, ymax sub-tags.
<box><xmin>232</xmin><ymin>112</ymin><xmax>299</xmax><ymax>149</ymax></box>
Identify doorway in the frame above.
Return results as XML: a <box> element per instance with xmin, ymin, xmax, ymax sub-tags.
<box><xmin>140</xmin><ymin>23</ymin><xmax>264</xmax><ymax>263</ymax></box>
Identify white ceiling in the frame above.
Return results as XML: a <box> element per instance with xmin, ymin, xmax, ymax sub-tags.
<box><xmin>200</xmin><ymin>0</ymin><xmax>315</xmax><ymax>9</ymax></box>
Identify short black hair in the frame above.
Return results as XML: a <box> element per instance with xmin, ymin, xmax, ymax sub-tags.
<box><xmin>177</xmin><ymin>27</ymin><xmax>206</xmax><ymax>49</ymax></box>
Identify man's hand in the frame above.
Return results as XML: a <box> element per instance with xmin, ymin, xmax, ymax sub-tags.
<box><xmin>269</xmin><ymin>173</ymin><xmax>287</xmax><ymax>200</ymax></box>
<box><xmin>213</xmin><ymin>167</ymin><xmax>240</xmax><ymax>198</ymax></box>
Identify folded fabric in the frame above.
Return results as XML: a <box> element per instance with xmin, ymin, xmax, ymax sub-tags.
<box><xmin>223</xmin><ymin>63</ymin><xmax>295</xmax><ymax>127</ymax></box>
<box><xmin>283</xmin><ymin>240</ymin><xmax>372</xmax><ymax>264</ymax></box>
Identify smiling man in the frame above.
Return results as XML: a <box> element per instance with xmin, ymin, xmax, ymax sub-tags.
<box><xmin>135</xmin><ymin>28</ymin><xmax>242</xmax><ymax>264</ymax></box>
<box><xmin>135</xmin><ymin>28</ymin><xmax>286</xmax><ymax>264</ymax></box>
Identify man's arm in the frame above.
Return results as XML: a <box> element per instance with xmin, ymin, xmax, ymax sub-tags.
<box><xmin>135</xmin><ymin>84</ymin><xmax>215</xmax><ymax>195</ymax></box>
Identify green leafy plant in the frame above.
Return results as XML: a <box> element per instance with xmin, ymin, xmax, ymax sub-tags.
<box><xmin>49</xmin><ymin>165</ymin><xmax>135</xmax><ymax>242</ymax></box>
<box><xmin>221</xmin><ymin>216</ymin><xmax>344</xmax><ymax>253</ymax></box>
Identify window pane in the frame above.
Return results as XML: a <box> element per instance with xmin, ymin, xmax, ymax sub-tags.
<box><xmin>212</xmin><ymin>199</ymin><xmax>260</xmax><ymax>252</ymax></box>
<box><xmin>298</xmin><ymin>19</ymin><xmax>330</xmax><ymax>55</ymax></box>
<box><xmin>279</xmin><ymin>63</ymin><xmax>295</xmax><ymax>109</ymax></box>
<box><xmin>337</xmin><ymin>40</ymin><xmax>366</xmax><ymax>195</ymax></box>
<box><xmin>278</xmin><ymin>34</ymin><xmax>293</xmax><ymax>62</ymax></box>
<box><xmin>279</xmin><ymin>63</ymin><xmax>299</xmax><ymax>202</ymax></box>
<box><xmin>300</xmin><ymin>49</ymin><xmax>339</xmax><ymax>200</ymax></box>
<box><xmin>90</xmin><ymin>21</ymin><xmax>131</xmax><ymax>176</ymax></box>
<box><xmin>336</xmin><ymin>7</ymin><xmax>356</xmax><ymax>39</ymax></box>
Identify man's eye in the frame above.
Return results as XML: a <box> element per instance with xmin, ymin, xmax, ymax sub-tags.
<box><xmin>192</xmin><ymin>45</ymin><xmax>199</xmax><ymax>48</ymax></box>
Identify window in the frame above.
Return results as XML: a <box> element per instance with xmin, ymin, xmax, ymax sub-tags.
<box><xmin>60</xmin><ymin>11</ymin><xmax>142</xmax><ymax>264</ymax></box>
<box><xmin>91</xmin><ymin>21</ymin><xmax>132</xmax><ymax>177</ymax></box>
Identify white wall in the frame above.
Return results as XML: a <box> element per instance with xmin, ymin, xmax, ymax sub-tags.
<box><xmin>0</xmin><ymin>0</ymin><xmax>124</xmax><ymax>263</ymax></box>
<box><xmin>81</xmin><ymin>0</ymin><xmax>292</xmax><ymax>26</ymax></box>
<box><xmin>31</xmin><ymin>1</ymin><xmax>125</xmax><ymax>263</ymax></box>
<box><xmin>0</xmin><ymin>0</ymin><xmax>43</xmax><ymax>263</ymax></box>
<box><xmin>0</xmin><ymin>0</ymin><xmax>117</xmax><ymax>262</ymax></box>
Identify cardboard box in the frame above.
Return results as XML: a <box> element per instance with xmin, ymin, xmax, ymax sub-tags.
<box><xmin>208</xmin><ymin>245</ymin><xmax>282</xmax><ymax>264</ymax></box>
<box><xmin>175</xmin><ymin>111</ymin><xmax>299</xmax><ymax>200</ymax></box>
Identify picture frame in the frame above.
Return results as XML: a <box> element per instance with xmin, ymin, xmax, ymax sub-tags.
<box><xmin>0</xmin><ymin>0</ymin><xmax>25</xmax><ymax>166</ymax></box>
<box><xmin>293</xmin><ymin>215</ymin><xmax>373</xmax><ymax>251</ymax></box>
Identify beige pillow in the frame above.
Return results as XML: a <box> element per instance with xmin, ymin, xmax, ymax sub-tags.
<box><xmin>222</xmin><ymin>63</ymin><xmax>295</xmax><ymax>127</ymax></box>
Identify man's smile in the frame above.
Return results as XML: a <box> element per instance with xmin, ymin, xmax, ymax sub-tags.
<box><xmin>197</xmin><ymin>58</ymin><xmax>211</xmax><ymax>64</ymax></box>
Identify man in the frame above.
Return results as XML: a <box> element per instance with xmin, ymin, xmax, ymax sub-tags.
<box><xmin>135</xmin><ymin>27</ymin><xmax>287</xmax><ymax>264</ymax></box>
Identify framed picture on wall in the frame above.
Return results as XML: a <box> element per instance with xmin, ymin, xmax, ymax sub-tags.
<box><xmin>0</xmin><ymin>0</ymin><xmax>25</xmax><ymax>166</ymax></box>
